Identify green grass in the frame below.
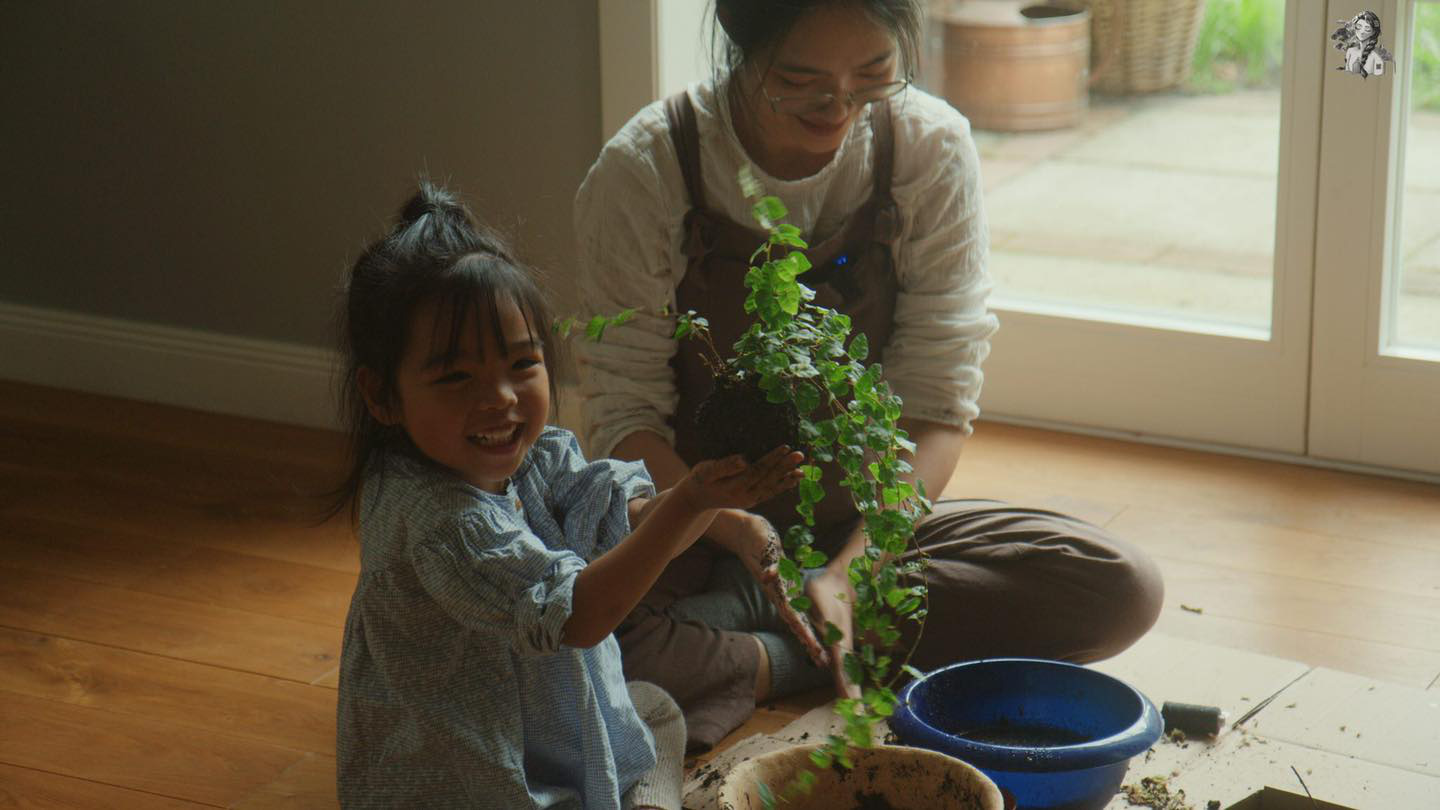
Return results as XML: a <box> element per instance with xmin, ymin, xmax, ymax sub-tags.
<box><xmin>1187</xmin><ymin>0</ymin><xmax>1285</xmax><ymax>93</ymax></box>
<box><xmin>1413</xmin><ymin>2</ymin><xmax>1440</xmax><ymax>113</ymax></box>
<box><xmin>1184</xmin><ymin>0</ymin><xmax>1440</xmax><ymax>112</ymax></box>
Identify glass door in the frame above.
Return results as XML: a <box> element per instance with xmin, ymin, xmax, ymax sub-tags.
<box><xmin>963</xmin><ymin>0</ymin><xmax>1322</xmax><ymax>454</ymax></box>
<box><xmin>1309</xmin><ymin>0</ymin><xmax>1440</xmax><ymax>476</ymax></box>
<box><xmin>617</xmin><ymin>1</ymin><xmax>1440</xmax><ymax>477</ymax></box>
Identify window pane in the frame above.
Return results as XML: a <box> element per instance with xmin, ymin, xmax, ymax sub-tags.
<box><xmin>938</xmin><ymin>0</ymin><xmax>1287</xmax><ymax>334</ymax></box>
<box><xmin>1394</xmin><ymin>1</ymin><xmax>1440</xmax><ymax>352</ymax></box>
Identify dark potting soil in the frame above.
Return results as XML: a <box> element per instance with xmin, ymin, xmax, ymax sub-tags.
<box><xmin>851</xmin><ymin>791</ymin><xmax>902</xmax><ymax>810</ymax></box>
<box><xmin>694</xmin><ymin>373</ymin><xmax>800</xmax><ymax>462</ymax></box>
<box><xmin>957</xmin><ymin>723</ymin><xmax>1091</xmax><ymax>747</ymax></box>
<box><xmin>827</xmin><ymin>754</ymin><xmax>989</xmax><ymax>810</ymax></box>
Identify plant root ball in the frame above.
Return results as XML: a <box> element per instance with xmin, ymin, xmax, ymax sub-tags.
<box><xmin>694</xmin><ymin>373</ymin><xmax>800</xmax><ymax>462</ymax></box>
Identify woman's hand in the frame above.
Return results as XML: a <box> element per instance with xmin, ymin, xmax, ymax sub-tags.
<box><xmin>805</xmin><ymin>561</ymin><xmax>861</xmax><ymax>700</ymax></box>
<box><xmin>734</xmin><ymin>514</ymin><xmax>829</xmax><ymax>668</ymax></box>
<box><xmin>675</xmin><ymin>446</ymin><xmax>804</xmax><ymax>513</ymax></box>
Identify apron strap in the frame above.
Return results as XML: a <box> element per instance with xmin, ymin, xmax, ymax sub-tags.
<box><xmin>663</xmin><ymin>92</ymin><xmax>707</xmax><ymax>211</ymax></box>
<box><xmin>870</xmin><ymin>99</ymin><xmax>895</xmax><ymax>199</ymax></box>
<box><xmin>869</xmin><ymin>99</ymin><xmax>901</xmax><ymax>244</ymax></box>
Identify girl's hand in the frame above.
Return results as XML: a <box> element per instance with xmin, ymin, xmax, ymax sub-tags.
<box><xmin>805</xmin><ymin>564</ymin><xmax>861</xmax><ymax>700</ymax></box>
<box><xmin>737</xmin><ymin>515</ymin><xmax>829</xmax><ymax>668</ymax></box>
<box><xmin>677</xmin><ymin>446</ymin><xmax>804</xmax><ymax>513</ymax></box>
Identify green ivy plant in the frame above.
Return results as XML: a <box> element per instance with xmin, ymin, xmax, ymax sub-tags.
<box><xmin>723</xmin><ymin>168</ymin><xmax>933</xmax><ymax>806</ymax></box>
<box><xmin>554</xmin><ymin>307</ymin><xmax>636</xmax><ymax>343</ymax></box>
<box><xmin>559</xmin><ymin>167</ymin><xmax>933</xmax><ymax>807</ymax></box>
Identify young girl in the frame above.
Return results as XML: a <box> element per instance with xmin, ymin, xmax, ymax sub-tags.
<box><xmin>332</xmin><ymin>182</ymin><xmax>803</xmax><ymax>809</ymax></box>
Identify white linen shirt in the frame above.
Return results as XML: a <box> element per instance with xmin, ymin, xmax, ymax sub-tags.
<box><xmin>573</xmin><ymin>78</ymin><xmax>1000</xmax><ymax>459</ymax></box>
<box><xmin>336</xmin><ymin>427</ymin><xmax>658</xmax><ymax>809</ymax></box>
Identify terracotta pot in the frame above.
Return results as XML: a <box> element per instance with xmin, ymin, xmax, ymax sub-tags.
<box><xmin>717</xmin><ymin>742</ymin><xmax>1004</xmax><ymax>810</ymax></box>
<box><xmin>938</xmin><ymin>1</ymin><xmax>1092</xmax><ymax>131</ymax></box>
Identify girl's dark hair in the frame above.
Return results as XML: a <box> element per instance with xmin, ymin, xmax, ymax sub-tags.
<box><xmin>327</xmin><ymin>181</ymin><xmax>560</xmax><ymax>522</ymax></box>
<box><xmin>710</xmin><ymin>0</ymin><xmax>924</xmax><ymax>108</ymax></box>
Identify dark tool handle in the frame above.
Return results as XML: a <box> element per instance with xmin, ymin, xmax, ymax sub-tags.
<box><xmin>1161</xmin><ymin>701</ymin><xmax>1224</xmax><ymax>737</ymax></box>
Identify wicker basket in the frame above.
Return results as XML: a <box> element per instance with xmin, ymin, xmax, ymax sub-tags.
<box><xmin>1055</xmin><ymin>0</ymin><xmax>1207</xmax><ymax>94</ymax></box>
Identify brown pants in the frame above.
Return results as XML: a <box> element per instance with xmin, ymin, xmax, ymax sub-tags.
<box><xmin>615</xmin><ymin>499</ymin><xmax>1165</xmax><ymax>751</ymax></box>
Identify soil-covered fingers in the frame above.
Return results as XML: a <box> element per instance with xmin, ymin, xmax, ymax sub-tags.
<box><xmin>744</xmin><ymin>446</ymin><xmax>805</xmax><ymax>496</ymax></box>
<box><xmin>751</xmin><ymin>444</ymin><xmax>805</xmax><ymax>474</ymax></box>
<box><xmin>806</xmin><ymin>575</ymin><xmax>860</xmax><ymax>699</ymax></box>
<box><xmin>677</xmin><ymin>457</ymin><xmax>742</xmax><ymax>513</ymax></box>
<box><xmin>742</xmin><ymin>521</ymin><xmax>783</xmax><ymax>578</ymax></box>
<box><xmin>691</xmin><ymin>450</ymin><xmax>803</xmax><ymax>510</ymax></box>
<box><xmin>832</xmin><ymin>648</ymin><xmax>861</xmax><ymax>700</ymax></box>
<box><xmin>765</xmin><ymin>578</ymin><xmax>829</xmax><ymax>667</ymax></box>
<box><xmin>689</xmin><ymin>455</ymin><xmax>747</xmax><ymax>485</ymax></box>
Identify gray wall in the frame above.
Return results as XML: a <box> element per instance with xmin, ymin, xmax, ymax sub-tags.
<box><xmin>0</xmin><ymin>1</ymin><xmax>601</xmax><ymax>348</ymax></box>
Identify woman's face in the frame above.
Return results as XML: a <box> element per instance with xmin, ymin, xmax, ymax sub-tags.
<box><xmin>746</xmin><ymin>4</ymin><xmax>900</xmax><ymax>168</ymax></box>
<box><xmin>1354</xmin><ymin>17</ymin><xmax>1374</xmax><ymax>40</ymax></box>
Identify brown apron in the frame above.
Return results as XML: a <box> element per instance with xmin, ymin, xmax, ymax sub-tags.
<box><xmin>614</xmin><ymin>92</ymin><xmax>1165</xmax><ymax>753</ymax></box>
<box><xmin>667</xmin><ymin>92</ymin><xmax>901</xmax><ymax>541</ymax></box>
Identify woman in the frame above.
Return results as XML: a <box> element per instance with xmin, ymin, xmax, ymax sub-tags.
<box><xmin>573</xmin><ymin>0</ymin><xmax>1164</xmax><ymax>751</ymax></box>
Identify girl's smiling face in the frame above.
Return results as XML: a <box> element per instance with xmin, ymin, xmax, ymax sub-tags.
<box><xmin>365</xmin><ymin>295</ymin><xmax>550</xmax><ymax>493</ymax></box>
<box><xmin>739</xmin><ymin>3</ymin><xmax>899</xmax><ymax>178</ymax></box>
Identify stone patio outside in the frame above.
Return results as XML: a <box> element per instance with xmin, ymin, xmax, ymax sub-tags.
<box><xmin>973</xmin><ymin>89</ymin><xmax>1440</xmax><ymax>348</ymax></box>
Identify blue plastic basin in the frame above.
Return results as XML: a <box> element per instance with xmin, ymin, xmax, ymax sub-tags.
<box><xmin>889</xmin><ymin>658</ymin><xmax>1162</xmax><ymax>810</ymax></box>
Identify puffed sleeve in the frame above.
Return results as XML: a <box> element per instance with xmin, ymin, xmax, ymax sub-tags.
<box><xmin>886</xmin><ymin>107</ymin><xmax>1001</xmax><ymax>434</ymax></box>
<box><xmin>410</xmin><ymin>518</ymin><xmax>585</xmax><ymax>656</ymax></box>
<box><xmin>541</xmin><ymin>429</ymin><xmax>657</xmax><ymax>558</ymax></box>
<box><xmin>572</xmin><ymin>111</ymin><xmax>686</xmax><ymax>459</ymax></box>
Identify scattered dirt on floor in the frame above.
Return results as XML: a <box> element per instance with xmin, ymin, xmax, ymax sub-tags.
<box><xmin>1119</xmin><ymin>775</ymin><xmax>1195</xmax><ymax>810</ymax></box>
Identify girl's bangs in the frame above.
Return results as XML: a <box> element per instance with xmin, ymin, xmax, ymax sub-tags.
<box><xmin>425</xmin><ymin>256</ymin><xmax>546</xmax><ymax>367</ymax></box>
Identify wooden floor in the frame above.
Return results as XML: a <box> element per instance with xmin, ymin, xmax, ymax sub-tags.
<box><xmin>1</xmin><ymin>380</ymin><xmax>1437</xmax><ymax>807</ymax></box>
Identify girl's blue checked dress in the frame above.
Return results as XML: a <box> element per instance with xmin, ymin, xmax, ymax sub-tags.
<box><xmin>337</xmin><ymin>427</ymin><xmax>657</xmax><ymax>808</ymax></box>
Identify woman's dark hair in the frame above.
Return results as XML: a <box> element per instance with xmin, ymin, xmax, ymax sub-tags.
<box><xmin>327</xmin><ymin>181</ymin><xmax>560</xmax><ymax>522</ymax></box>
<box><xmin>710</xmin><ymin>0</ymin><xmax>924</xmax><ymax>105</ymax></box>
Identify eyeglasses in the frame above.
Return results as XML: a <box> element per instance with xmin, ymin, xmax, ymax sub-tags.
<box><xmin>765</xmin><ymin>78</ymin><xmax>911</xmax><ymax>116</ymax></box>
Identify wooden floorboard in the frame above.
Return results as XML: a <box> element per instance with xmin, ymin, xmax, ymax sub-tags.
<box><xmin>1</xmin><ymin>381</ymin><xmax>1437</xmax><ymax>807</ymax></box>
<box><xmin>0</xmin><ymin>515</ymin><xmax>353</xmax><ymax>626</ymax></box>
<box><xmin>0</xmin><ymin>763</ymin><xmax>214</xmax><ymax>810</ymax></box>
<box><xmin>0</xmin><ymin>467</ymin><xmax>359</xmax><ymax>575</ymax></box>
<box><xmin>0</xmin><ymin>566</ymin><xmax>340</xmax><ymax>684</ymax></box>
<box><xmin>229</xmin><ymin>753</ymin><xmax>337</xmax><ymax>809</ymax></box>
<box><xmin>0</xmin><ymin>379</ymin><xmax>345</xmax><ymax>470</ymax></box>
<box><xmin>948</xmin><ymin>422</ymin><xmax>1440</xmax><ymax>551</ymax></box>
<box><xmin>1106</xmin><ymin>505</ymin><xmax>1440</xmax><ymax>599</ymax></box>
<box><xmin>1155</xmin><ymin>554</ymin><xmax>1440</xmax><ymax>651</ymax></box>
<box><xmin>0</xmin><ymin>627</ymin><xmax>335</xmax><ymax>752</ymax></box>
<box><xmin>3</xmin><ymin>691</ymin><xmax>307</xmax><ymax>806</ymax></box>
<box><xmin>1151</xmin><ymin>609</ymin><xmax>1440</xmax><ymax>689</ymax></box>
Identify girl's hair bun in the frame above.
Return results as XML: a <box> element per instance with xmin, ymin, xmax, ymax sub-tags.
<box><xmin>398</xmin><ymin>180</ymin><xmax>471</xmax><ymax>228</ymax></box>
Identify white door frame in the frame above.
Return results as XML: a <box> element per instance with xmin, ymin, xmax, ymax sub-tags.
<box><xmin>979</xmin><ymin>2</ymin><xmax>1326</xmax><ymax>456</ymax></box>
<box><xmin>597</xmin><ymin>0</ymin><xmax>710</xmax><ymax>142</ymax></box>
<box><xmin>1310</xmin><ymin>0</ymin><xmax>1440</xmax><ymax>475</ymax></box>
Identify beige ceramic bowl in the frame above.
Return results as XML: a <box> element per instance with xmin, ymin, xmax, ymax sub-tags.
<box><xmin>716</xmin><ymin>742</ymin><xmax>1004</xmax><ymax>810</ymax></box>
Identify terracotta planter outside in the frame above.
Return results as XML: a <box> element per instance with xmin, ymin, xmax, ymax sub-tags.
<box><xmin>939</xmin><ymin>1</ymin><xmax>1092</xmax><ymax>132</ymax></box>
<box><xmin>717</xmin><ymin>742</ymin><xmax>1004</xmax><ymax>810</ymax></box>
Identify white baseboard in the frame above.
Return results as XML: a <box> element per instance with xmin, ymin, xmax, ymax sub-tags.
<box><xmin>0</xmin><ymin>301</ymin><xmax>341</xmax><ymax>429</ymax></box>
<box><xmin>8</xmin><ymin>299</ymin><xmax>1429</xmax><ymax>485</ymax></box>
